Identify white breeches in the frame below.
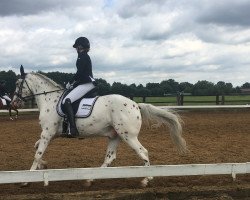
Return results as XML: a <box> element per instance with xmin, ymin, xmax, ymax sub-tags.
<box><xmin>62</xmin><ymin>83</ymin><xmax>95</xmax><ymax>104</ymax></box>
<box><xmin>2</xmin><ymin>95</ymin><xmax>11</xmax><ymax>102</ymax></box>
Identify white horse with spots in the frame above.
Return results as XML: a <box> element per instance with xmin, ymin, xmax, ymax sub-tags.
<box><xmin>12</xmin><ymin>66</ymin><xmax>187</xmax><ymax>187</ymax></box>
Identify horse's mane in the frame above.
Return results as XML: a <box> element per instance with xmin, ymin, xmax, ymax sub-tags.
<box><xmin>31</xmin><ymin>72</ymin><xmax>63</xmax><ymax>89</ymax></box>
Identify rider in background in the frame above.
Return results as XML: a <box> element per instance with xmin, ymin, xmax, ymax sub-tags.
<box><xmin>0</xmin><ymin>80</ymin><xmax>11</xmax><ymax>106</ymax></box>
<box><xmin>62</xmin><ymin>37</ymin><xmax>96</xmax><ymax>138</ymax></box>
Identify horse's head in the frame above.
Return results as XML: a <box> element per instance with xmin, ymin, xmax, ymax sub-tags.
<box><xmin>11</xmin><ymin>65</ymin><xmax>32</xmax><ymax>108</ymax></box>
<box><xmin>12</xmin><ymin>65</ymin><xmax>64</xmax><ymax>109</ymax></box>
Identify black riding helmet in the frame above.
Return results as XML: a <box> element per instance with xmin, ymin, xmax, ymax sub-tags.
<box><xmin>73</xmin><ymin>37</ymin><xmax>90</xmax><ymax>49</ymax></box>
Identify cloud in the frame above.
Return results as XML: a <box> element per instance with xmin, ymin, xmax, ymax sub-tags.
<box><xmin>0</xmin><ymin>0</ymin><xmax>101</xmax><ymax>16</ymax></box>
<box><xmin>0</xmin><ymin>0</ymin><xmax>62</xmax><ymax>16</ymax></box>
<box><xmin>196</xmin><ymin>0</ymin><xmax>250</xmax><ymax>27</ymax></box>
<box><xmin>0</xmin><ymin>0</ymin><xmax>250</xmax><ymax>87</ymax></box>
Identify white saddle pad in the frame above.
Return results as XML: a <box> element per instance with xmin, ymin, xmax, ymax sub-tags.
<box><xmin>0</xmin><ymin>98</ymin><xmax>7</xmax><ymax>106</ymax></box>
<box><xmin>57</xmin><ymin>96</ymin><xmax>99</xmax><ymax>118</ymax></box>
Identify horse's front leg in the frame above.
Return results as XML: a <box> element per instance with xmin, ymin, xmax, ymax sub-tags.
<box><xmin>21</xmin><ymin>130</ymin><xmax>53</xmax><ymax>187</ymax></box>
<box><xmin>34</xmin><ymin>139</ymin><xmax>40</xmax><ymax>149</ymax></box>
<box><xmin>20</xmin><ymin>130</ymin><xmax>53</xmax><ymax>187</ymax></box>
<box><xmin>34</xmin><ymin>139</ymin><xmax>48</xmax><ymax>169</ymax></box>
<box><xmin>84</xmin><ymin>136</ymin><xmax>120</xmax><ymax>187</ymax></box>
<box><xmin>30</xmin><ymin>130</ymin><xmax>53</xmax><ymax>171</ymax></box>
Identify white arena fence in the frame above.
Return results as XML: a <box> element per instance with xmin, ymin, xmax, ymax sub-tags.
<box><xmin>1</xmin><ymin>105</ymin><xmax>250</xmax><ymax>113</ymax></box>
<box><xmin>1</xmin><ymin>163</ymin><xmax>249</xmax><ymax>186</ymax></box>
<box><xmin>0</xmin><ymin>105</ymin><xmax>249</xmax><ymax>186</ymax></box>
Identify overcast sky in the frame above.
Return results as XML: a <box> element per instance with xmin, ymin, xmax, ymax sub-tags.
<box><xmin>1</xmin><ymin>0</ymin><xmax>250</xmax><ymax>86</ymax></box>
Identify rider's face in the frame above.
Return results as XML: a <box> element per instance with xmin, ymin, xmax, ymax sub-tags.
<box><xmin>76</xmin><ymin>45</ymin><xmax>84</xmax><ymax>53</ymax></box>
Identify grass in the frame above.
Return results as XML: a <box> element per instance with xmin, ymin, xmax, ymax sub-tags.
<box><xmin>131</xmin><ymin>95</ymin><xmax>250</xmax><ymax>106</ymax></box>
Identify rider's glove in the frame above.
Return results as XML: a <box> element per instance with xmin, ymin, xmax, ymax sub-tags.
<box><xmin>66</xmin><ymin>82</ymin><xmax>73</xmax><ymax>89</ymax></box>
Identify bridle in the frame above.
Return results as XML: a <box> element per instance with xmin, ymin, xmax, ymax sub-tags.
<box><xmin>14</xmin><ymin>77</ymin><xmax>64</xmax><ymax>102</ymax></box>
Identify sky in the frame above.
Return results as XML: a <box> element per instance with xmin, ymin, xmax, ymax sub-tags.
<box><xmin>1</xmin><ymin>0</ymin><xmax>250</xmax><ymax>87</ymax></box>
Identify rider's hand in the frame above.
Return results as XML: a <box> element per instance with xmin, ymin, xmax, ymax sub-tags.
<box><xmin>66</xmin><ymin>82</ymin><xmax>72</xmax><ymax>89</ymax></box>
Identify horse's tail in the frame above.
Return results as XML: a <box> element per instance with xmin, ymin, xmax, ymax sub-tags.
<box><xmin>138</xmin><ymin>103</ymin><xmax>187</xmax><ymax>154</ymax></box>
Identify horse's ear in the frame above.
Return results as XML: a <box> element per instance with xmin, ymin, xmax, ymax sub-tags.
<box><xmin>20</xmin><ymin>65</ymin><xmax>25</xmax><ymax>78</ymax></box>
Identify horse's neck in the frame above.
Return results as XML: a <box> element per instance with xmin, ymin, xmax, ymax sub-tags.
<box><xmin>27</xmin><ymin>74</ymin><xmax>62</xmax><ymax>110</ymax></box>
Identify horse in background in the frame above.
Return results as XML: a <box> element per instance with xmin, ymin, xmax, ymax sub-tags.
<box><xmin>0</xmin><ymin>97</ymin><xmax>19</xmax><ymax>120</ymax></box>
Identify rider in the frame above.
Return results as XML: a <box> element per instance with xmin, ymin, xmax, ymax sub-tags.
<box><xmin>0</xmin><ymin>80</ymin><xmax>11</xmax><ymax>106</ymax></box>
<box><xmin>62</xmin><ymin>37</ymin><xmax>96</xmax><ymax>138</ymax></box>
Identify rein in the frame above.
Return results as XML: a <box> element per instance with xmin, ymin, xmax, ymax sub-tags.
<box><xmin>15</xmin><ymin>77</ymin><xmax>64</xmax><ymax>102</ymax></box>
<box><xmin>15</xmin><ymin>89</ymin><xmax>64</xmax><ymax>101</ymax></box>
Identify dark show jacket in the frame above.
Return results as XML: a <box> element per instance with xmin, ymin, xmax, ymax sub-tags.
<box><xmin>72</xmin><ymin>52</ymin><xmax>95</xmax><ymax>87</ymax></box>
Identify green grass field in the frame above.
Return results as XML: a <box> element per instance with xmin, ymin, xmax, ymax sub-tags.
<box><xmin>132</xmin><ymin>95</ymin><xmax>250</xmax><ymax>106</ymax></box>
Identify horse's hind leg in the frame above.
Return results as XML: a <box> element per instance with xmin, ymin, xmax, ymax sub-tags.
<box><xmin>15</xmin><ymin>109</ymin><xmax>18</xmax><ymax>119</ymax></box>
<box><xmin>8</xmin><ymin>108</ymin><xmax>13</xmax><ymax>120</ymax></box>
<box><xmin>84</xmin><ymin>136</ymin><xmax>121</xmax><ymax>187</ymax></box>
<box><xmin>123</xmin><ymin>137</ymin><xmax>153</xmax><ymax>187</ymax></box>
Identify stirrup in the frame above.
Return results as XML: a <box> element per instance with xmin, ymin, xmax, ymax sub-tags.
<box><xmin>60</xmin><ymin>131</ymin><xmax>78</xmax><ymax>138</ymax></box>
<box><xmin>68</xmin><ymin>127</ymin><xmax>79</xmax><ymax>138</ymax></box>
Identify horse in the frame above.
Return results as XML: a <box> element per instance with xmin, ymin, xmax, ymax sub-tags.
<box><xmin>0</xmin><ymin>96</ymin><xmax>19</xmax><ymax>120</ymax></box>
<box><xmin>12</xmin><ymin>65</ymin><xmax>187</xmax><ymax>187</ymax></box>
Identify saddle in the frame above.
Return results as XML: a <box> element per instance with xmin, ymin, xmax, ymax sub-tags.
<box><xmin>56</xmin><ymin>88</ymin><xmax>99</xmax><ymax>118</ymax></box>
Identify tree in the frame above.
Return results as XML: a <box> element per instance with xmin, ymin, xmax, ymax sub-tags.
<box><xmin>136</xmin><ymin>84</ymin><xmax>150</xmax><ymax>96</ymax></box>
<box><xmin>241</xmin><ymin>82</ymin><xmax>250</xmax><ymax>88</ymax></box>
<box><xmin>160</xmin><ymin>80</ymin><xmax>173</xmax><ymax>94</ymax></box>
<box><xmin>160</xmin><ymin>79</ymin><xmax>182</xmax><ymax>95</ymax></box>
<box><xmin>0</xmin><ymin>69</ymin><xmax>246</xmax><ymax>97</ymax></box>
<box><xmin>146</xmin><ymin>83</ymin><xmax>164</xmax><ymax>96</ymax></box>
<box><xmin>96</xmin><ymin>78</ymin><xmax>111</xmax><ymax>95</ymax></box>
<box><xmin>193</xmin><ymin>80</ymin><xmax>216</xmax><ymax>95</ymax></box>
<box><xmin>0</xmin><ymin>70</ymin><xmax>17</xmax><ymax>95</ymax></box>
<box><xmin>179</xmin><ymin>82</ymin><xmax>193</xmax><ymax>93</ymax></box>
<box><xmin>111</xmin><ymin>82</ymin><xmax>133</xmax><ymax>96</ymax></box>
<box><xmin>128</xmin><ymin>84</ymin><xmax>137</xmax><ymax>97</ymax></box>
<box><xmin>215</xmin><ymin>81</ymin><xmax>233</xmax><ymax>94</ymax></box>
<box><xmin>41</xmin><ymin>71</ymin><xmax>74</xmax><ymax>87</ymax></box>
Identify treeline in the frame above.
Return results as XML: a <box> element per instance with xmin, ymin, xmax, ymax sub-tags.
<box><xmin>1</xmin><ymin>70</ymin><xmax>250</xmax><ymax>97</ymax></box>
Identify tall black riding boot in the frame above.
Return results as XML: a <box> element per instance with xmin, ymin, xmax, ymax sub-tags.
<box><xmin>63</xmin><ymin>98</ymin><xmax>79</xmax><ymax>138</ymax></box>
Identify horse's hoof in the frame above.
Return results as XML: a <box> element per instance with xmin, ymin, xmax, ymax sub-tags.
<box><xmin>140</xmin><ymin>177</ymin><xmax>153</xmax><ymax>188</ymax></box>
<box><xmin>38</xmin><ymin>160</ymin><xmax>48</xmax><ymax>169</ymax></box>
<box><xmin>10</xmin><ymin>117</ymin><xmax>14</xmax><ymax>121</ymax></box>
<box><xmin>42</xmin><ymin>163</ymin><xmax>48</xmax><ymax>169</ymax></box>
<box><xmin>38</xmin><ymin>164</ymin><xmax>48</xmax><ymax>169</ymax></box>
<box><xmin>140</xmin><ymin>179</ymin><xmax>148</xmax><ymax>188</ymax></box>
<box><xmin>84</xmin><ymin>179</ymin><xmax>93</xmax><ymax>187</ymax></box>
<box><xmin>20</xmin><ymin>182</ymin><xmax>30</xmax><ymax>187</ymax></box>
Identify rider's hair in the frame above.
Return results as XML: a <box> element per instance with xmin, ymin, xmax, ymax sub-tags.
<box><xmin>78</xmin><ymin>46</ymin><xmax>90</xmax><ymax>53</ymax></box>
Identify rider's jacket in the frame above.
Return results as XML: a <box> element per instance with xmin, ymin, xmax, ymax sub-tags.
<box><xmin>0</xmin><ymin>85</ymin><xmax>8</xmax><ymax>96</ymax></box>
<box><xmin>71</xmin><ymin>51</ymin><xmax>95</xmax><ymax>87</ymax></box>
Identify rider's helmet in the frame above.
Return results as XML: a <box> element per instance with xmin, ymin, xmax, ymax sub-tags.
<box><xmin>73</xmin><ymin>37</ymin><xmax>90</xmax><ymax>49</ymax></box>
